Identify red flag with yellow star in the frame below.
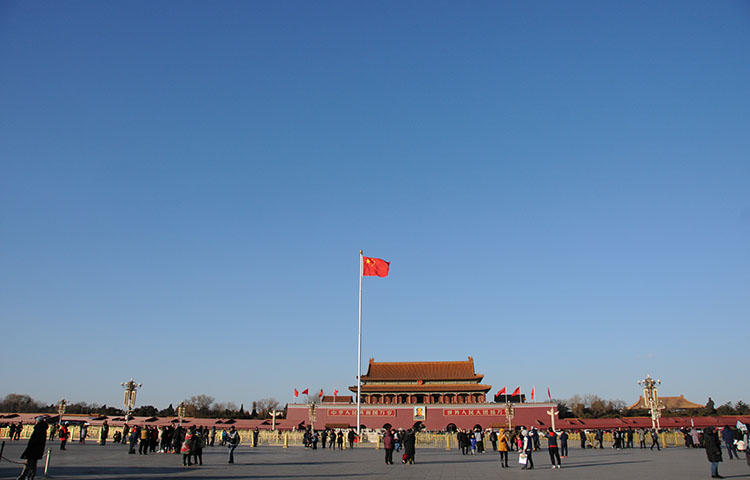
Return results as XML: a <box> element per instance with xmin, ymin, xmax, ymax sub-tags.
<box><xmin>362</xmin><ymin>256</ymin><xmax>390</xmax><ymax>277</ymax></box>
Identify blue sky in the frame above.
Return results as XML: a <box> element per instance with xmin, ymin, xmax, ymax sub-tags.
<box><xmin>1</xmin><ymin>1</ymin><xmax>748</xmax><ymax>409</ymax></box>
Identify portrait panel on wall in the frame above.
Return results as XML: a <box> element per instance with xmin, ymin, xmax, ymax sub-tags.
<box><xmin>413</xmin><ymin>406</ymin><xmax>426</xmax><ymax>421</ymax></box>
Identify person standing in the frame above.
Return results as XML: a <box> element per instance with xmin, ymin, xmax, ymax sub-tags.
<box><xmin>650</xmin><ymin>429</ymin><xmax>661</xmax><ymax>451</ymax></box>
<box><xmin>347</xmin><ymin>429</ymin><xmax>356</xmax><ymax>449</ymax></box>
<box><xmin>128</xmin><ymin>426</ymin><xmax>139</xmax><ymax>454</ymax></box>
<box><xmin>226</xmin><ymin>426</ymin><xmax>240</xmax><ymax>464</ymax></box>
<box><xmin>595</xmin><ymin>430</ymin><xmax>604</xmax><ymax>449</ymax></box>
<box><xmin>191</xmin><ymin>428</ymin><xmax>203</xmax><ymax>466</ymax></box>
<box><xmin>704</xmin><ymin>427</ymin><xmax>724</xmax><ymax>478</ymax></box>
<box><xmin>252</xmin><ymin>427</ymin><xmax>259</xmax><ymax>447</ymax></box>
<box><xmin>336</xmin><ymin>430</ymin><xmax>343</xmax><ymax>450</ymax></box>
<box><xmin>490</xmin><ymin>429</ymin><xmax>498</xmax><ymax>451</ymax></box>
<box><xmin>181</xmin><ymin>427</ymin><xmax>194</xmax><ymax>466</ymax></box>
<box><xmin>403</xmin><ymin>428</ymin><xmax>416</xmax><ymax>464</ymax></box>
<box><xmin>522</xmin><ymin>429</ymin><xmax>534</xmax><ymax>470</ymax></box>
<box><xmin>17</xmin><ymin>417</ymin><xmax>47</xmax><ymax>480</ymax></box>
<box><xmin>99</xmin><ymin>420</ymin><xmax>109</xmax><ymax>446</ymax></box>
<box><xmin>721</xmin><ymin>427</ymin><xmax>736</xmax><ymax>460</ymax></box>
<box><xmin>383</xmin><ymin>429</ymin><xmax>394</xmax><ymax>464</ymax></box>
<box><xmin>560</xmin><ymin>430</ymin><xmax>569</xmax><ymax>458</ymax></box>
<box><xmin>579</xmin><ymin>430</ymin><xmax>586</xmax><ymax>449</ymax></box>
<box><xmin>139</xmin><ymin>426</ymin><xmax>149</xmax><ymax>454</ymax></box>
<box><xmin>48</xmin><ymin>422</ymin><xmax>58</xmax><ymax>442</ymax></box>
<box><xmin>497</xmin><ymin>428</ymin><xmax>509</xmax><ymax>468</ymax></box>
<box><xmin>59</xmin><ymin>423</ymin><xmax>70</xmax><ymax>451</ymax></box>
<box><xmin>79</xmin><ymin>423</ymin><xmax>88</xmax><ymax>444</ymax></box>
<box><xmin>545</xmin><ymin>428</ymin><xmax>562</xmax><ymax>469</ymax></box>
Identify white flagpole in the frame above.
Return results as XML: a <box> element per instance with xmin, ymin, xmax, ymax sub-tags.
<box><xmin>357</xmin><ymin>250</ymin><xmax>364</xmax><ymax>436</ymax></box>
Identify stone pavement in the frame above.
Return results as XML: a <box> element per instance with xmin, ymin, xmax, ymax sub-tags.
<box><xmin>1</xmin><ymin>442</ymin><xmax>748</xmax><ymax>480</ymax></box>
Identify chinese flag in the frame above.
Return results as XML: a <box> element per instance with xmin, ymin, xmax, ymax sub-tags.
<box><xmin>497</xmin><ymin>387</ymin><xmax>507</xmax><ymax>396</ymax></box>
<box><xmin>301</xmin><ymin>388</ymin><xmax>309</xmax><ymax>395</ymax></box>
<box><xmin>363</xmin><ymin>257</ymin><xmax>390</xmax><ymax>277</ymax></box>
<box><xmin>334</xmin><ymin>389</ymin><xmax>339</xmax><ymax>396</ymax></box>
<box><xmin>511</xmin><ymin>387</ymin><xmax>521</xmax><ymax>397</ymax></box>
<box><xmin>531</xmin><ymin>387</ymin><xmax>535</xmax><ymax>401</ymax></box>
<box><xmin>294</xmin><ymin>388</ymin><xmax>299</xmax><ymax>397</ymax></box>
<box><xmin>318</xmin><ymin>389</ymin><xmax>324</xmax><ymax>398</ymax></box>
<box><xmin>547</xmin><ymin>387</ymin><xmax>552</xmax><ymax>401</ymax></box>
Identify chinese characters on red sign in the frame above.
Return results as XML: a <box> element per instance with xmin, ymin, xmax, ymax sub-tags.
<box><xmin>327</xmin><ymin>409</ymin><xmax>396</xmax><ymax>417</ymax></box>
<box><xmin>442</xmin><ymin>408</ymin><xmax>506</xmax><ymax>416</ymax></box>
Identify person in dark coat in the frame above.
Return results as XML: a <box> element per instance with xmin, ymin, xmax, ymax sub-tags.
<box><xmin>191</xmin><ymin>429</ymin><xmax>203</xmax><ymax>466</ymax></box>
<box><xmin>18</xmin><ymin>417</ymin><xmax>47</xmax><ymax>480</ymax></box>
<box><xmin>704</xmin><ymin>427</ymin><xmax>723</xmax><ymax>478</ymax></box>
<box><xmin>402</xmin><ymin>429</ymin><xmax>416</xmax><ymax>464</ymax></box>
<box><xmin>383</xmin><ymin>429</ymin><xmax>394</xmax><ymax>464</ymax></box>
<box><xmin>99</xmin><ymin>420</ymin><xmax>109</xmax><ymax>445</ymax></box>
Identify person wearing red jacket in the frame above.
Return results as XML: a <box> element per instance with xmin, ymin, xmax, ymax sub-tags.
<box><xmin>59</xmin><ymin>423</ymin><xmax>70</xmax><ymax>450</ymax></box>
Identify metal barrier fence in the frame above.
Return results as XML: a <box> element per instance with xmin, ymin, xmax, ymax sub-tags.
<box><xmin>0</xmin><ymin>426</ymin><xmax>688</xmax><ymax>449</ymax></box>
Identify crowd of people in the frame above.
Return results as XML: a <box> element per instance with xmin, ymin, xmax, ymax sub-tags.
<box><xmin>6</xmin><ymin>417</ymin><xmax>750</xmax><ymax>479</ymax></box>
<box><xmin>301</xmin><ymin>427</ymin><xmax>356</xmax><ymax>450</ymax></box>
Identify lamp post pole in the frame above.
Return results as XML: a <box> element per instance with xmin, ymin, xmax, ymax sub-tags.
<box><xmin>505</xmin><ymin>401</ymin><xmax>515</xmax><ymax>431</ymax></box>
<box><xmin>121</xmin><ymin>378</ymin><xmax>142</xmax><ymax>421</ymax></box>
<box><xmin>546</xmin><ymin>407</ymin><xmax>558</xmax><ymax>431</ymax></box>
<box><xmin>308</xmin><ymin>403</ymin><xmax>317</xmax><ymax>432</ymax></box>
<box><xmin>177</xmin><ymin>402</ymin><xmax>186</xmax><ymax>428</ymax></box>
<box><xmin>637</xmin><ymin>374</ymin><xmax>662</xmax><ymax>432</ymax></box>
<box><xmin>57</xmin><ymin>398</ymin><xmax>67</xmax><ymax>426</ymax></box>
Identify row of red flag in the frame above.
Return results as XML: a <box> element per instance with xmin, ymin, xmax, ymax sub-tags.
<box><xmin>294</xmin><ymin>388</ymin><xmax>340</xmax><ymax>398</ymax></box>
<box><xmin>496</xmin><ymin>387</ymin><xmax>553</xmax><ymax>402</ymax></box>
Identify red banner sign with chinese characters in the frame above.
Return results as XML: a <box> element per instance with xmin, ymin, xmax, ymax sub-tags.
<box><xmin>442</xmin><ymin>408</ymin><xmax>506</xmax><ymax>416</ymax></box>
<box><xmin>327</xmin><ymin>409</ymin><xmax>396</xmax><ymax>417</ymax></box>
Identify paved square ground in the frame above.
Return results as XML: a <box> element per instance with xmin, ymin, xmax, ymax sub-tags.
<box><xmin>1</xmin><ymin>442</ymin><xmax>748</xmax><ymax>480</ymax></box>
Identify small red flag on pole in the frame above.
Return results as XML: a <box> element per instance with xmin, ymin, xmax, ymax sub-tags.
<box><xmin>334</xmin><ymin>389</ymin><xmax>339</xmax><ymax>396</ymax></box>
<box><xmin>294</xmin><ymin>388</ymin><xmax>299</xmax><ymax>397</ymax></box>
<box><xmin>547</xmin><ymin>387</ymin><xmax>552</xmax><ymax>401</ymax></box>
<box><xmin>511</xmin><ymin>387</ymin><xmax>521</xmax><ymax>397</ymax></box>
<box><xmin>497</xmin><ymin>387</ymin><xmax>507</xmax><ymax>397</ymax></box>
<box><xmin>531</xmin><ymin>387</ymin><xmax>535</xmax><ymax>401</ymax></box>
<box><xmin>301</xmin><ymin>388</ymin><xmax>309</xmax><ymax>395</ymax></box>
<box><xmin>318</xmin><ymin>389</ymin><xmax>324</xmax><ymax>398</ymax></box>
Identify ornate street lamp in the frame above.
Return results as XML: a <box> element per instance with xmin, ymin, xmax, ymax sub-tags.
<box><xmin>308</xmin><ymin>403</ymin><xmax>317</xmax><ymax>431</ymax></box>
<box><xmin>546</xmin><ymin>406</ymin><xmax>558</xmax><ymax>431</ymax></box>
<box><xmin>57</xmin><ymin>398</ymin><xmax>67</xmax><ymax>426</ymax></box>
<box><xmin>177</xmin><ymin>402</ymin><xmax>186</xmax><ymax>427</ymax></box>
<box><xmin>505</xmin><ymin>401</ymin><xmax>515</xmax><ymax>430</ymax></box>
<box><xmin>637</xmin><ymin>374</ymin><xmax>663</xmax><ymax>431</ymax></box>
<box><xmin>121</xmin><ymin>378</ymin><xmax>142</xmax><ymax>421</ymax></box>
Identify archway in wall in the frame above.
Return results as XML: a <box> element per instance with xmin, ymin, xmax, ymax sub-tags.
<box><xmin>445</xmin><ymin>423</ymin><xmax>457</xmax><ymax>433</ymax></box>
<box><xmin>413</xmin><ymin>421</ymin><xmax>425</xmax><ymax>432</ymax></box>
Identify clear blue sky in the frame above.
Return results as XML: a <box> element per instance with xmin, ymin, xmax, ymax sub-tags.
<box><xmin>1</xmin><ymin>1</ymin><xmax>748</xmax><ymax>410</ymax></box>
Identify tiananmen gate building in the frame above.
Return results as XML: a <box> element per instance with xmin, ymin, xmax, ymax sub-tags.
<box><xmin>286</xmin><ymin>357</ymin><xmax>555</xmax><ymax>431</ymax></box>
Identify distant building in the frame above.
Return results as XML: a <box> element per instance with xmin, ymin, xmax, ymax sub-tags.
<box><xmin>349</xmin><ymin>357</ymin><xmax>492</xmax><ymax>405</ymax></box>
<box><xmin>627</xmin><ymin>394</ymin><xmax>703</xmax><ymax>411</ymax></box>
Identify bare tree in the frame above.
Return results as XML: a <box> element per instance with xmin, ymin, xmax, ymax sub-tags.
<box><xmin>185</xmin><ymin>394</ymin><xmax>215</xmax><ymax>410</ymax></box>
<box><xmin>255</xmin><ymin>398</ymin><xmax>280</xmax><ymax>418</ymax></box>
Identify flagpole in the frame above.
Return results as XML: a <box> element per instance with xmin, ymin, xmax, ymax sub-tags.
<box><xmin>357</xmin><ymin>250</ymin><xmax>363</xmax><ymax>436</ymax></box>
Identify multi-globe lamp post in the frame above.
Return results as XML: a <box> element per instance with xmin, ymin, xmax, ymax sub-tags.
<box><xmin>505</xmin><ymin>401</ymin><xmax>515</xmax><ymax>430</ymax></box>
<box><xmin>121</xmin><ymin>378</ymin><xmax>142</xmax><ymax>421</ymax></box>
<box><xmin>638</xmin><ymin>374</ymin><xmax>663</xmax><ymax>431</ymax></box>
<box><xmin>177</xmin><ymin>402</ymin><xmax>186</xmax><ymax>427</ymax></box>
<box><xmin>57</xmin><ymin>398</ymin><xmax>67</xmax><ymax>426</ymax></box>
